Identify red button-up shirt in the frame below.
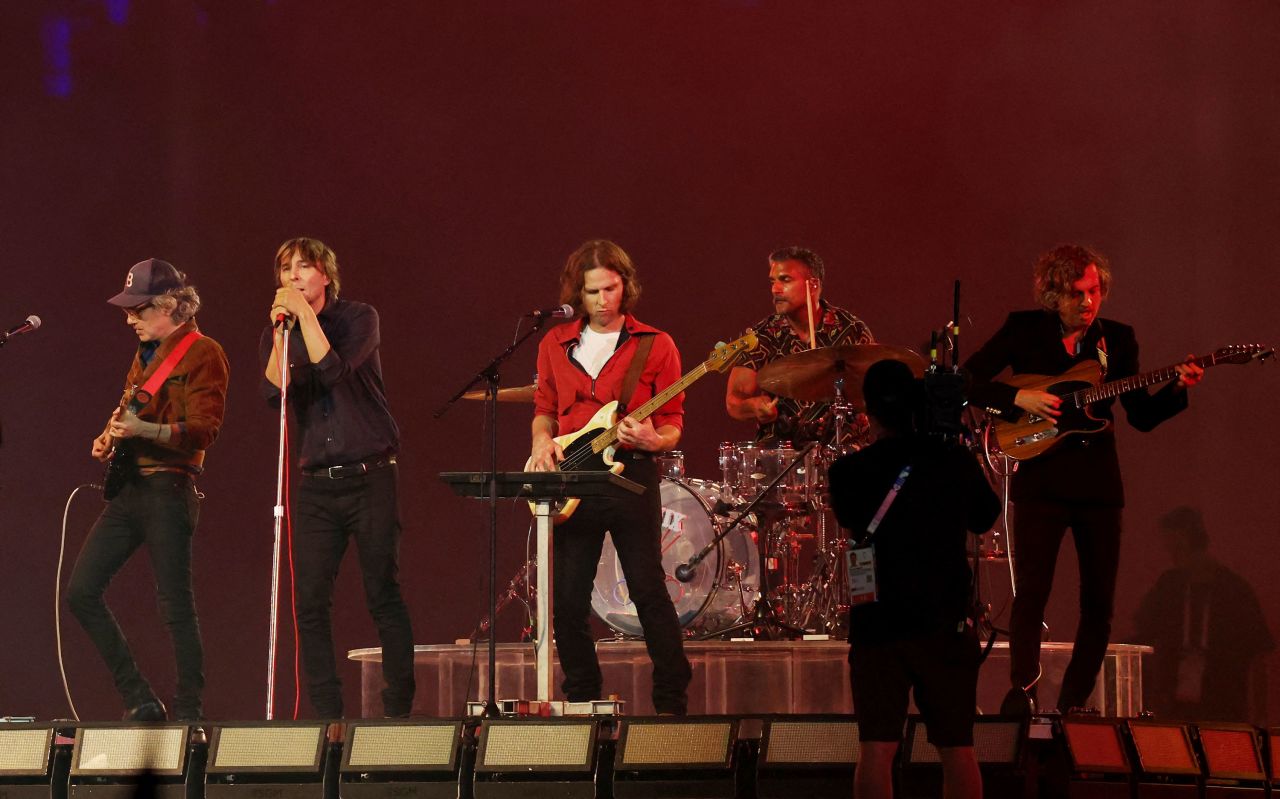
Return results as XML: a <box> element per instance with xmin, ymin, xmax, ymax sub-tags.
<box><xmin>534</xmin><ymin>315</ymin><xmax>684</xmax><ymax>437</ymax></box>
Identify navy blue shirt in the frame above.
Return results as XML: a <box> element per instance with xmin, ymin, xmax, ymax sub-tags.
<box><xmin>259</xmin><ymin>298</ymin><xmax>400</xmax><ymax>469</ymax></box>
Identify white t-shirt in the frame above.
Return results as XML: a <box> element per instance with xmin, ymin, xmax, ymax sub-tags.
<box><xmin>572</xmin><ymin>326</ymin><xmax>621</xmax><ymax>378</ymax></box>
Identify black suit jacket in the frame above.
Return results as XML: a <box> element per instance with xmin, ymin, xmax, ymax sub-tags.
<box><xmin>963</xmin><ymin>310</ymin><xmax>1187</xmax><ymax>506</ymax></box>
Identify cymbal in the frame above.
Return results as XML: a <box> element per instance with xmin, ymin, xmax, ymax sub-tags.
<box><xmin>462</xmin><ymin>384</ymin><xmax>537</xmax><ymax>403</ymax></box>
<box><xmin>756</xmin><ymin>344</ymin><xmax>926</xmax><ymax>404</ymax></box>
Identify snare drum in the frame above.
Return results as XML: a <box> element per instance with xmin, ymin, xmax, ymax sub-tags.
<box><xmin>591</xmin><ymin>478</ymin><xmax>760</xmax><ymax>636</ymax></box>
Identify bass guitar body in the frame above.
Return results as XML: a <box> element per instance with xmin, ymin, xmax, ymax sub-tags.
<box><xmin>528</xmin><ymin>401</ymin><xmax>624</xmax><ymax>523</ymax></box>
<box><xmin>993</xmin><ymin>360</ymin><xmax>1108</xmax><ymax>460</ymax></box>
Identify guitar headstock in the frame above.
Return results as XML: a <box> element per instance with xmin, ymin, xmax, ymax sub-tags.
<box><xmin>1213</xmin><ymin>344</ymin><xmax>1274</xmax><ymax>365</ymax></box>
<box><xmin>705</xmin><ymin>331</ymin><xmax>759</xmax><ymax>373</ymax></box>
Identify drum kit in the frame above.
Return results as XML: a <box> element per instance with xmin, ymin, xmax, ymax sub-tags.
<box><xmin>468</xmin><ymin>342</ymin><xmax>926</xmax><ymax>642</ymax></box>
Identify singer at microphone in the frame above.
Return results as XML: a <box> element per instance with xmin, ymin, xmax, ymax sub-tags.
<box><xmin>259</xmin><ymin>237</ymin><xmax>415</xmax><ymax>719</ymax></box>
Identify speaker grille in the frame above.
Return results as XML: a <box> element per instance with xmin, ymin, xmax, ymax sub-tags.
<box><xmin>211</xmin><ymin>726</ymin><xmax>324</xmax><ymax>770</ymax></box>
<box><xmin>764</xmin><ymin>721</ymin><xmax>859</xmax><ymax>764</ymax></box>
<box><xmin>74</xmin><ymin>727</ymin><xmax>187</xmax><ymax>774</ymax></box>
<box><xmin>0</xmin><ymin>728</ymin><xmax>52</xmax><ymax>774</ymax></box>
<box><xmin>620</xmin><ymin>722</ymin><xmax>732</xmax><ymax>766</ymax></box>
<box><xmin>1130</xmin><ymin>724</ymin><xmax>1197</xmax><ymax>775</ymax></box>
<box><xmin>480</xmin><ymin>723</ymin><xmax>594</xmax><ymax>769</ymax></box>
<box><xmin>347</xmin><ymin>724</ymin><xmax>456</xmax><ymax>768</ymax></box>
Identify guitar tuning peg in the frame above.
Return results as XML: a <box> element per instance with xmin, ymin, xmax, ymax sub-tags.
<box><xmin>715</xmin><ymin>341</ymin><xmax>727</xmax><ymax>350</ymax></box>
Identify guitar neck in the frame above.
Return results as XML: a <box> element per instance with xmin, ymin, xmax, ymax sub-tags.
<box><xmin>592</xmin><ymin>361</ymin><xmax>711</xmax><ymax>453</ymax></box>
<box><xmin>1075</xmin><ymin>353</ymin><xmax>1215</xmax><ymax>405</ymax></box>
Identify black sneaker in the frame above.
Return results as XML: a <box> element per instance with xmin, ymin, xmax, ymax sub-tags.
<box><xmin>123</xmin><ymin>699</ymin><xmax>168</xmax><ymax>722</ymax></box>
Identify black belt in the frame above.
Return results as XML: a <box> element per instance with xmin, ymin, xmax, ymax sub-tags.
<box><xmin>303</xmin><ymin>455</ymin><xmax>397</xmax><ymax>479</ymax></box>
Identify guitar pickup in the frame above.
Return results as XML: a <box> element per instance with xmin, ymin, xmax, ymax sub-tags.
<box><xmin>1013</xmin><ymin>427</ymin><xmax>1058</xmax><ymax>446</ymax></box>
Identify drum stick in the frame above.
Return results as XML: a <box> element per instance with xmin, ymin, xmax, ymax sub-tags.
<box><xmin>805</xmin><ymin>279</ymin><xmax>816</xmax><ymax>349</ymax></box>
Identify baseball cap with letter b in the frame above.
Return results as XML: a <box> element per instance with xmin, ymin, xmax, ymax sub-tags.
<box><xmin>108</xmin><ymin>258</ymin><xmax>185</xmax><ymax>306</ymax></box>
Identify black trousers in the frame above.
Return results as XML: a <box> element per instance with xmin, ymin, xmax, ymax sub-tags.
<box><xmin>68</xmin><ymin>473</ymin><xmax>204</xmax><ymax>717</ymax></box>
<box><xmin>294</xmin><ymin>464</ymin><xmax>415</xmax><ymax>718</ymax></box>
<box><xmin>552</xmin><ymin>457</ymin><xmax>692</xmax><ymax>714</ymax></box>
<box><xmin>1009</xmin><ymin>500</ymin><xmax>1122</xmax><ymax>711</ymax></box>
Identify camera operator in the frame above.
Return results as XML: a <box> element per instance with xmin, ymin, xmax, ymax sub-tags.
<box><xmin>828</xmin><ymin>360</ymin><xmax>1000</xmax><ymax>799</ymax></box>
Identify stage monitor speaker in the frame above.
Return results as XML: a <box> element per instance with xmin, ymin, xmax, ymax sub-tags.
<box><xmin>68</xmin><ymin>724</ymin><xmax>193</xmax><ymax>799</ymax></box>
<box><xmin>901</xmin><ymin>716</ymin><xmax>1026</xmax><ymax>799</ymax></box>
<box><xmin>0</xmin><ymin>723</ymin><xmax>70</xmax><ymax>799</ymax></box>
<box><xmin>611</xmin><ymin>717</ymin><xmax>738</xmax><ymax>799</ymax></box>
<box><xmin>1194</xmin><ymin>723</ymin><xmax>1266</xmax><ymax>797</ymax></box>
<box><xmin>1057</xmin><ymin>716</ymin><xmax>1132</xmax><ymax>799</ymax></box>
<box><xmin>1126</xmin><ymin>719</ymin><xmax>1201</xmax><ymax>797</ymax></box>
<box><xmin>338</xmin><ymin>720</ymin><xmax>464</xmax><ymax>799</ymax></box>
<box><xmin>472</xmin><ymin>718</ymin><xmax>597</xmax><ymax>799</ymax></box>
<box><xmin>204</xmin><ymin>722</ymin><xmax>331</xmax><ymax>799</ymax></box>
<box><xmin>755</xmin><ymin>716</ymin><xmax>857</xmax><ymax>799</ymax></box>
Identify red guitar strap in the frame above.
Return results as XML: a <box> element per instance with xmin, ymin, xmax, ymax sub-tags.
<box><xmin>131</xmin><ymin>330</ymin><xmax>204</xmax><ymax>409</ymax></box>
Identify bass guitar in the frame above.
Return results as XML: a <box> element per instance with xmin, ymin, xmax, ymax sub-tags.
<box><xmin>991</xmin><ymin>344</ymin><xmax>1272</xmax><ymax>461</ymax></box>
<box><xmin>529</xmin><ymin>331</ymin><xmax>758</xmax><ymax>522</ymax></box>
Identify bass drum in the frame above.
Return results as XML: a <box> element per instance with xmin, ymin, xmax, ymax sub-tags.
<box><xmin>591</xmin><ymin>477</ymin><xmax>760</xmax><ymax>637</ymax></box>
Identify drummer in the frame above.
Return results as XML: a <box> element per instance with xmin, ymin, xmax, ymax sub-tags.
<box><xmin>726</xmin><ymin>246</ymin><xmax>875</xmax><ymax>445</ymax></box>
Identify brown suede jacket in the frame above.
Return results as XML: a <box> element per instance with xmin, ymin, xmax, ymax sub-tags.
<box><xmin>115</xmin><ymin>320</ymin><xmax>230</xmax><ymax>472</ymax></box>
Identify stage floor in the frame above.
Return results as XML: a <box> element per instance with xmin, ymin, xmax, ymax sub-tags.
<box><xmin>350</xmin><ymin>639</ymin><xmax>1149</xmax><ymax>717</ymax></box>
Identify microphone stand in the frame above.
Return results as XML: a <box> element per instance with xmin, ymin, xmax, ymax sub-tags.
<box><xmin>266</xmin><ymin>319</ymin><xmax>292</xmax><ymax>719</ymax></box>
<box><xmin>435</xmin><ymin>315</ymin><xmax>555</xmax><ymax>717</ymax></box>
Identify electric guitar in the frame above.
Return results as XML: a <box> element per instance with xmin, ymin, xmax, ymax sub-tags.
<box><xmin>990</xmin><ymin>344</ymin><xmax>1272</xmax><ymax>461</ymax></box>
<box><xmin>529</xmin><ymin>331</ymin><xmax>758</xmax><ymax>522</ymax></box>
<box><xmin>101</xmin><ymin>385</ymin><xmax>143</xmax><ymax>499</ymax></box>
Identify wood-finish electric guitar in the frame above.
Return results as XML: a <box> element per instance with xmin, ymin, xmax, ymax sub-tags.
<box><xmin>529</xmin><ymin>331</ymin><xmax>758</xmax><ymax>522</ymax></box>
<box><xmin>991</xmin><ymin>344</ymin><xmax>1272</xmax><ymax>461</ymax></box>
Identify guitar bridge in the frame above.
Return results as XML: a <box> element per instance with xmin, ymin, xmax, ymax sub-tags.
<box><xmin>1013</xmin><ymin>427</ymin><xmax>1058</xmax><ymax>446</ymax></box>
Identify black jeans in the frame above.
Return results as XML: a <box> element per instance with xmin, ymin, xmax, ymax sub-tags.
<box><xmin>68</xmin><ymin>473</ymin><xmax>203</xmax><ymax>717</ymax></box>
<box><xmin>1009</xmin><ymin>500</ymin><xmax>1122</xmax><ymax>711</ymax></box>
<box><xmin>553</xmin><ymin>457</ymin><xmax>692</xmax><ymax>714</ymax></box>
<box><xmin>294</xmin><ymin>464</ymin><xmax>415</xmax><ymax>717</ymax></box>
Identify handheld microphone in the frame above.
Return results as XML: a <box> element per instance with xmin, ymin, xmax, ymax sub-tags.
<box><xmin>0</xmin><ymin>315</ymin><xmax>40</xmax><ymax>345</ymax></box>
<box><xmin>274</xmin><ymin>312</ymin><xmax>292</xmax><ymax>328</ymax></box>
<box><xmin>527</xmin><ymin>304</ymin><xmax>574</xmax><ymax>319</ymax></box>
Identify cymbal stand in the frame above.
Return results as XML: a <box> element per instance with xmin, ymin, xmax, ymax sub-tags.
<box><xmin>473</xmin><ymin>560</ymin><xmax>536</xmax><ymax>643</ymax></box>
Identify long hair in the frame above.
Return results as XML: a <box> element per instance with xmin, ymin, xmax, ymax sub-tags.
<box><xmin>274</xmin><ymin>237</ymin><xmax>341</xmax><ymax>302</ymax></box>
<box><xmin>557</xmin><ymin>239</ymin><xmax>642</xmax><ymax>317</ymax></box>
<box><xmin>1033</xmin><ymin>244</ymin><xmax>1112</xmax><ymax>310</ymax></box>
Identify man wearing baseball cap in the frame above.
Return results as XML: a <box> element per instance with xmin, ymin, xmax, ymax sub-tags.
<box><xmin>67</xmin><ymin>258</ymin><xmax>229</xmax><ymax>721</ymax></box>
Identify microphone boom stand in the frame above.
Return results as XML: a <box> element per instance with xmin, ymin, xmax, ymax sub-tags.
<box><xmin>435</xmin><ymin>315</ymin><xmax>554</xmax><ymax>717</ymax></box>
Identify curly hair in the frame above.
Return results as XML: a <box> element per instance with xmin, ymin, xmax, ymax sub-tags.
<box><xmin>151</xmin><ymin>282</ymin><xmax>201</xmax><ymax>325</ymax></box>
<box><xmin>769</xmin><ymin>246</ymin><xmax>826</xmax><ymax>283</ymax></box>
<box><xmin>1033</xmin><ymin>244</ymin><xmax>1112</xmax><ymax>310</ymax></box>
<box><xmin>274</xmin><ymin>237</ymin><xmax>341</xmax><ymax>302</ymax></box>
<box><xmin>558</xmin><ymin>239</ymin><xmax>642</xmax><ymax>317</ymax></box>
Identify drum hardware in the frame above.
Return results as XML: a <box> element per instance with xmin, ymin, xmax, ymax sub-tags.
<box><xmin>675</xmin><ymin>442</ymin><xmax>820</xmax><ymax>641</ymax></box>
<box><xmin>473</xmin><ymin>559</ymin><xmax>536</xmax><ymax>642</ymax></box>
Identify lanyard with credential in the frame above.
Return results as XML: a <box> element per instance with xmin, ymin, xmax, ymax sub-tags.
<box><xmin>847</xmin><ymin>463</ymin><xmax>912</xmax><ymax>605</ymax></box>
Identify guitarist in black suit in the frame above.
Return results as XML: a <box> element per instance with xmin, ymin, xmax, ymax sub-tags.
<box><xmin>69</xmin><ymin>259</ymin><xmax>229</xmax><ymax>722</ymax></box>
<box><xmin>964</xmin><ymin>243</ymin><xmax>1203</xmax><ymax>713</ymax></box>
<box><xmin>529</xmin><ymin>239</ymin><xmax>692</xmax><ymax>715</ymax></box>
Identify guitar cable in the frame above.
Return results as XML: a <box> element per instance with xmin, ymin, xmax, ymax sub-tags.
<box><xmin>54</xmin><ymin>483</ymin><xmax>102</xmax><ymax>722</ymax></box>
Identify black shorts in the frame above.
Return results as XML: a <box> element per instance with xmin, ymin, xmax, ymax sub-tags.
<box><xmin>849</xmin><ymin>628</ymin><xmax>980</xmax><ymax>747</ymax></box>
